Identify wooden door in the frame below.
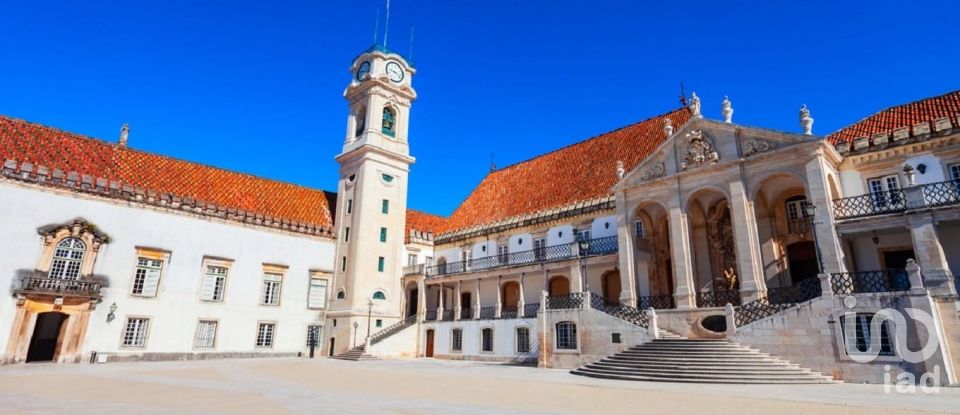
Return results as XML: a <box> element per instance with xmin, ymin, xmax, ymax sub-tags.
<box><xmin>425</xmin><ymin>329</ymin><xmax>435</xmax><ymax>357</ymax></box>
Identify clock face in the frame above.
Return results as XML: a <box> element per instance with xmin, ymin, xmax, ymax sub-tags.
<box><xmin>385</xmin><ymin>61</ymin><xmax>404</xmax><ymax>83</ymax></box>
<box><xmin>356</xmin><ymin>61</ymin><xmax>371</xmax><ymax>81</ymax></box>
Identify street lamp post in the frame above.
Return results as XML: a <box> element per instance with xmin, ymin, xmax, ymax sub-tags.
<box><xmin>366</xmin><ymin>299</ymin><xmax>374</xmax><ymax>340</ymax></box>
<box><xmin>577</xmin><ymin>237</ymin><xmax>590</xmax><ymax>292</ymax></box>
<box><xmin>352</xmin><ymin>321</ymin><xmax>359</xmax><ymax>348</ymax></box>
<box><xmin>804</xmin><ymin>203</ymin><xmax>825</xmax><ymax>276</ymax></box>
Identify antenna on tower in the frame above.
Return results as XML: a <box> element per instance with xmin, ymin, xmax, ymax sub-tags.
<box><xmin>679</xmin><ymin>82</ymin><xmax>688</xmax><ymax>106</ymax></box>
<box><xmin>383</xmin><ymin>0</ymin><xmax>392</xmax><ymax>48</ymax></box>
<box><xmin>372</xmin><ymin>7</ymin><xmax>380</xmax><ymax>46</ymax></box>
<box><xmin>408</xmin><ymin>26</ymin><xmax>415</xmax><ymax>60</ymax></box>
<box><xmin>490</xmin><ymin>153</ymin><xmax>497</xmax><ymax>173</ymax></box>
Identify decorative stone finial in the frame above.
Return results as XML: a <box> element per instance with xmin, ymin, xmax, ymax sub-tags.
<box><xmin>799</xmin><ymin>104</ymin><xmax>814</xmax><ymax>135</ymax></box>
<box><xmin>721</xmin><ymin>96</ymin><xmax>733</xmax><ymax>123</ymax></box>
<box><xmin>616</xmin><ymin>160</ymin><xmax>625</xmax><ymax>180</ymax></box>
<box><xmin>689</xmin><ymin>92</ymin><xmax>702</xmax><ymax>119</ymax></box>
<box><xmin>119</xmin><ymin>123</ymin><xmax>130</xmax><ymax>147</ymax></box>
<box><xmin>663</xmin><ymin>118</ymin><xmax>674</xmax><ymax>137</ymax></box>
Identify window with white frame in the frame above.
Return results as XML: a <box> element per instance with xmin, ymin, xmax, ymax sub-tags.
<box><xmin>425</xmin><ymin>256</ymin><xmax>434</xmax><ymax>266</ymax></box>
<box><xmin>497</xmin><ymin>245</ymin><xmax>509</xmax><ymax>264</ymax></box>
<box><xmin>634</xmin><ymin>220</ymin><xmax>645</xmax><ymax>238</ymax></box>
<box><xmin>534</xmin><ymin>238</ymin><xmax>546</xmax><ymax>261</ymax></box>
<box><xmin>307</xmin><ymin>325</ymin><xmax>322</xmax><ymax>347</ymax></box>
<box><xmin>308</xmin><ymin>277</ymin><xmax>328</xmax><ymax>309</ymax></box>
<box><xmin>949</xmin><ymin>163</ymin><xmax>960</xmax><ymax>182</ymax></box>
<box><xmin>50</xmin><ymin>238</ymin><xmax>85</xmax><ymax>280</ymax></box>
<box><xmin>451</xmin><ymin>328</ymin><xmax>463</xmax><ymax>351</ymax></box>
<box><xmin>556</xmin><ymin>321</ymin><xmax>577</xmax><ymax>350</ymax></box>
<box><xmin>867</xmin><ymin>174</ymin><xmax>902</xmax><ymax>207</ymax></box>
<box><xmin>122</xmin><ymin>317</ymin><xmax>149</xmax><ymax>347</ymax></box>
<box><xmin>256</xmin><ymin>322</ymin><xmax>276</xmax><ymax>348</ymax></box>
<box><xmin>194</xmin><ymin>320</ymin><xmax>217</xmax><ymax>348</ymax></box>
<box><xmin>261</xmin><ymin>273</ymin><xmax>283</xmax><ymax>306</ymax></box>
<box><xmin>575</xmin><ymin>229</ymin><xmax>591</xmax><ymax>242</ymax></box>
<box><xmin>481</xmin><ymin>328</ymin><xmax>494</xmax><ymax>352</ymax></box>
<box><xmin>407</xmin><ymin>254</ymin><xmax>417</xmax><ymax>266</ymax></box>
<box><xmin>516</xmin><ymin>327</ymin><xmax>530</xmax><ymax>353</ymax></box>
<box><xmin>842</xmin><ymin>313</ymin><xmax>894</xmax><ymax>356</ymax></box>
<box><xmin>785</xmin><ymin>196</ymin><xmax>812</xmax><ymax>220</ymax></box>
<box><xmin>131</xmin><ymin>257</ymin><xmax>163</xmax><ymax>297</ymax></box>
<box><xmin>201</xmin><ymin>264</ymin><xmax>228</xmax><ymax>302</ymax></box>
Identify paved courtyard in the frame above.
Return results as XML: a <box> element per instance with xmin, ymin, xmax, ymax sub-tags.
<box><xmin>0</xmin><ymin>357</ymin><xmax>957</xmax><ymax>414</ymax></box>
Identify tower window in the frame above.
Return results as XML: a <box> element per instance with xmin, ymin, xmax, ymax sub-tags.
<box><xmin>378</xmin><ymin>256</ymin><xmax>385</xmax><ymax>272</ymax></box>
<box><xmin>344</xmin><ymin>227</ymin><xmax>350</xmax><ymax>242</ymax></box>
<box><xmin>382</xmin><ymin>199</ymin><xmax>389</xmax><ymax>214</ymax></box>
<box><xmin>373</xmin><ymin>291</ymin><xmax>386</xmax><ymax>300</ymax></box>
<box><xmin>382</xmin><ymin>107</ymin><xmax>396</xmax><ymax>137</ymax></box>
<box><xmin>341</xmin><ymin>256</ymin><xmax>347</xmax><ymax>272</ymax></box>
<box><xmin>634</xmin><ymin>220</ymin><xmax>645</xmax><ymax>238</ymax></box>
<box><xmin>355</xmin><ymin>107</ymin><xmax>366</xmax><ymax>137</ymax></box>
<box><xmin>380</xmin><ymin>227</ymin><xmax>387</xmax><ymax>242</ymax></box>
<box><xmin>346</xmin><ymin>199</ymin><xmax>353</xmax><ymax>214</ymax></box>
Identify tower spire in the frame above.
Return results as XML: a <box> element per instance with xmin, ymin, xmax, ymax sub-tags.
<box><xmin>372</xmin><ymin>7</ymin><xmax>379</xmax><ymax>45</ymax></box>
<box><xmin>408</xmin><ymin>26</ymin><xmax>415</xmax><ymax>60</ymax></box>
<box><xmin>383</xmin><ymin>0</ymin><xmax>391</xmax><ymax>48</ymax></box>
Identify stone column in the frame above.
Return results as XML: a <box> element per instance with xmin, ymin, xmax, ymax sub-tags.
<box><xmin>542</xmin><ymin>267</ymin><xmax>550</xmax><ymax>295</ymax></box>
<box><xmin>668</xmin><ymin>205</ymin><xmax>697</xmax><ymax>309</ymax></box>
<box><xmin>570</xmin><ymin>264</ymin><xmax>584</xmax><ymax>293</ymax></box>
<box><xmin>804</xmin><ymin>155</ymin><xmax>846</xmax><ymax>274</ymax></box>
<box><xmin>728</xmin><ymin>180</ymin><xmax>767</xmax><ymax>303</ymax></box>
<box><xmin>908</xmin><ymin>214</ymin><xmax>955</xmax><ymax>296</ymax></box>
<box><xmin>616</xmin><ymin>195</ymin><xmax>638</xmax><ymax>306</ymax></box>
<box><xmin>454</xmin><ymin>281</ymin><xmax>462</xmax><ymax>321</ymax></box>
<box><xmin>495</xmin><ymin>275</ymin><xmax>503</xmax><ymax>318</ymax></box>
<box><xmin>474</xmin><ymin>279</ymin><xmax>481</xmax><ymax>319</ymax></box>
<box><xmin>436</xmin><ymin>283</ymin><xmax>444</xmax><ymax>319</ymax></box>
<box><xmin>416</xmin><ymin>276</ymin><xmax>427</xmax><ymax>319</ymax></box>
<box><xmin>518</xmin><ymin>272</ymin><xmax>526</xmax><ymax>315</ymax></box>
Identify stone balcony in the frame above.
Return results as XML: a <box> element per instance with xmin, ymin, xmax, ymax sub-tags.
<box><xmin>13</xmin><ymin>270</ymin><xmax>103</xmax><ymax>300</ymax></box>
<box><xmin>425</xmin><ymin>236</ymin><xmax>619</xmax><ymax>278</ymax></box>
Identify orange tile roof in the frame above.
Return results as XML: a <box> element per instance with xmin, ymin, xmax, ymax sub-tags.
<box><xmin>0</xmin><ymin>115</ymin><xmax>335</xmax><ymax>233</ymax></box>
<box><xmin>405</xmin><ymin>209</ymin><xmax>447</xmax><ymax>242</ymax></box>
<box><xmin>439</xmin><ymin>107</ymin><xmax>690</xmax><ymax>235</ymax></box>
<box><xmin>827</xmin><ymin>90</ymin><xmax>960</xmax><ymax>144</ymax></box>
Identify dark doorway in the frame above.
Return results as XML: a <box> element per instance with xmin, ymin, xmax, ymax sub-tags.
<box><xmin>328</xmin><ymin>337</ymin><xmax>336</xmax><ymax>357</ymax></box>
<box><xmin>882</xmin><ymin>249</ymin><xmax>916</xmax><ymax>270</ymax></box>
<box><xmin>787</xmin><ymin>241</ymin><xmax>819</xmax><ymax>285</ymax></box>
<box><xmin>460</xmin><ymin>292</ymin><xmax>471</xmax><ymax>309</ymax></box>
<box><xmin>548</xmin><ymin>276</ymin><xmax>570</xmax><ymax>296</ymax></box>
<box><xmin>425</xmin><ymin>329</ymin><xmax>435</xmax><ymax>357</ymax></box>
<box><xmin>26</xmin><ymin>312</ymin><xmax>68</xmax><ymax>363</ymax></box>
<box><xmin>602</xmin><ymin>271</ymin><xmax>621</xmax><ymax>305</ymax></box>
<box><xmin>407</xmin><ymin>288</ymin><xmax>419</xmax><ymax>317</ymax></box>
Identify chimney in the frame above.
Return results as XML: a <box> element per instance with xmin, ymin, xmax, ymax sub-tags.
<box><xmin>119</xmin><ymin>123</ymin><xmax>130</xmax><ymax>147</ymax></box>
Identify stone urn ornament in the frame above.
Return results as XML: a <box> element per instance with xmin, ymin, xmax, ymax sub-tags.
<box><xmin>664</xmin><ymin>118</ymin><xmax>674</xmax><ymax>137</ymax></box>
<box><xmin>689</xmin><ymin>92</ymin><xmax>702</xmax><ymax>119</ymax></box>
<box><xmin>721</xmin><ymin>96</ymin><xmax>733</xmax><ymax>123</ymax></box>
<box><xmin>799</xmin><ymin>104</ymin><xmax>814</xmax><ymax>135</ymax></box>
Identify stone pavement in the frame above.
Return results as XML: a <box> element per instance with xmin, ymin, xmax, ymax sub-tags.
<box><xmin>0</xmin><ymin>357</ymin><xmax>957</xmax><ymax>414</ymax></box>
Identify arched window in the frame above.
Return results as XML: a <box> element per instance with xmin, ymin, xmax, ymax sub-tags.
<box><xmin>381</xmin><ymin>107</ymin><xmax>396</xmax><ymax>137</ymax></box>
<box><xmin>372</xmin><ymin>291</ymin><xmax>386</xmax><ymax>300</ymax></box>
<box><xmin>336</xmin><ymin>289</ymin><xmax>346</xmax><ymax>300</ymax></box>
<box><xmin>516</xmin><ymin>327</ymin><xmax>530</xmax><ymax>353</ymax></box>
<box><xmin>355</xmin><ymin>106</ymin><xmax>366</xmax><ymax>137</ymax></box>
<box><xmin>556</xmin><ymin>321</ymin><xmax>577</xmax><ymax>350</ymax></box>
<box><xmin>50</xmin><ymin>238</ymin><xmax>85</xmax><ymax>280</ymax></box>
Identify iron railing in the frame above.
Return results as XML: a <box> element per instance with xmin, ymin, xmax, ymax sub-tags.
<box><xmin>695</xmin><ymin>289</ymin><xmax>742</xmax><ymax>308</ymax></box>
<box><xmin>478</xmin><ymin>306</ymin><xmax>496</xmax><ymax>319</ymax></box>
<box><xmin>501</xmin><ymin>307</ymin><xmax>518</xmax><ymax>319</ymax></box>
<box><xmin>734</xmin><ymin>277</ymin><xmax>823</xmax><ymax>327</ymax></box>
<box><xmin>460</xmin><ymin>307</ymin><xmax>473</xmax><ymax>320</ymax></box>
<box><xmin>522</xmin><ymin>303</ymin><xmax>541</xmax><ymax>318</ymax></box>
<box><xmin>545</xmin><ymin>292</ymin><xmax>584</xmax><ymax>309</ymax></box>
<box><xmin>370</xmin><ymin>315</ymin><xmax>417</xmax><ymax>345</ymax></box>
<box><xmin>921</xmin><ymin>180</ymin><xmax>960</xmax><ymax>208</ymax></box>
<box><xmin>441</xmin><ymin>310</ymin><xmax>455</xmax><ymax>321</ymax></box>
<box><xmin>589</xmin><ymin>294</ymin><xmax>649</xmax><ymax>328</ymax></box>
<box><xmin>425</xmin><ymin>236</ymin><xmax>618</xmax><ymax>277</ymax></box>
<box><xmin>833</xmin><ymin>189</ymin><xmax>907</xmax><ymax>219</ymax></box>
<box><xmin>636</xmin><ymin>294</ymin><xmax>675</xmax><ymax>310</ymax></box>
<box><xmin>424</xmin><ymin>310</ymin><xmax>437</xmax><ymax>321</ymax></box>
<box><xmin>787</xmin><ymin>217</ymin><xmax>813</xmax><ymax>234</ymax></box>
<box><xmin>830</xmin><ymin>270</ymin><xmax>910</xmax><ymax>294</ymax></box>
<box><xmin>15</xmin><ymin>275</ymin><xmax>102</xmax><ymax>298</ymax></box>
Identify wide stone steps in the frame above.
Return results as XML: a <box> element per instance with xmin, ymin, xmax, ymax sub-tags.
<box><xmin>330</xmin><ymin>345</ymin><xmax>377</xmax><ymax>361</ymax></box>
<box><xmin>572</xmin><ymin>338</ymin><xmax>834</xmax><ymax>384</ymax></box>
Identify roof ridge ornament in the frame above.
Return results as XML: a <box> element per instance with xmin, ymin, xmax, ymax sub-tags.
<box><xmin>689</xmin><ymin>92</ymin><xmax>702</xmax><ymax>119</ymax></box>
<box><xmin>721</xmin><ymin>96</ymin><xmax>733</xmax><ymax>123</ymax></box>
<box><xmin>119</xmin><ymin>123</ymin><xmax>130</xmax><ymax>147</ymax></box>
<box><xmin>800</xmin><ymin>104</ymin><xmax>814</xmax><ymax>135</ymax></box>
<box><xmin>663</xmin><ymin>118</ymin><xmax>674</xmax><ymax>137</ymax></box>
<box><xmin>616</xmin><ymin>160</ymin><xmax>625</xmax><ymax>180</ymax></box>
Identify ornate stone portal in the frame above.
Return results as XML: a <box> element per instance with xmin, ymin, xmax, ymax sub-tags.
<box><xmin>706</xmin><ymin>202</ymin><xmax>738</xmax><ymax>292</ymax></box>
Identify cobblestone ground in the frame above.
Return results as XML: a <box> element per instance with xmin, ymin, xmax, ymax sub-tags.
<box><xmin>0</xmin><ymin>357</ymin><xmax>957</xmax><ymax>414</ymax></box>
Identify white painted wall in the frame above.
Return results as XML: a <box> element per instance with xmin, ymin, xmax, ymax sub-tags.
<box><xmin>0</xmin><ymin>182</ymin><xmax>335</xmax><ymax>359</ymax></box>
<box><xmin>424</xmin><ymin>318</ymin><xmax>538</xmax><ymax>361</ymax></box>
<box><xmin>590</xmin><ymin>215</ymin><xmax>618</xmax><ymax>238</ymax></box>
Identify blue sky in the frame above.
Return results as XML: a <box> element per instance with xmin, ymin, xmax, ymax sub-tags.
<box><xmin>2</xmin><ymin>1</ymin><xmax>958</xmax><ymax>216</ymax></box>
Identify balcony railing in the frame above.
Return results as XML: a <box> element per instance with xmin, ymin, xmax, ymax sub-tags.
<box><xmin>830</xmin><ymin>270</ymin><xmax>910</xmax><ymax>294</ymax></box>
<box><xmin>501</xmin><ymin>307</ymin><xmax>518</xmax><ymax>319</ymax></box>
<box><xmin>460</xmin><ymin>307</ymin><xmax>473</xmax><ymax>320</ymax></box>
<box><xmin>425</xmin><ymin>236</ymin><xmax>618</xmax><ymax>277</ymax></box>
<box><xmin>545</xmin><ymin>292</ymin><xmax>584</xmax><ymax>309</ymax></box>
<box><xmin>522</xmin><ymin>302</ymin><xmax>541</xmax><ymax>318</ymax></box>
<box><xmin>403</xmin><ymin>264</ymin><xmax>426</xmax><ymax>276</ymax></box>
<box><xmin>636</xmin><ymin>294</ymin><xmax>675</xmax><ymax>310</ymax></box>
<box><xmin>590</xmin><ymin>294</ymin><xmax>649</xmax><ymax>328</ymax></box>
<box><xmin>695</xmin><ymin>289</ymin><xmax>742</xmax><ymax>308</ymax></box>
<box><xmin>734</xmin><ymin>277</ymin><xmax>823</xmax><ymax>327</ymax></box>
<box><xmin>14</xmin><ymin>274</ymin><xmax>102</xmax><ymax>299</ymax></box>
<box><xmin>833</xmin><ymin>180</ymin><xmax>960</xmax><ymax>220</ymax></box>
<box><xmin>441</xmin><ymin>310</ymin><xmax>455</xmax><ymax>321</ymax></box>
<box><xmin>479</xmin><ymin>306</ymin><xmax>496</xmax><ymax>319</ymax></box>
<box><xmin>787</xmin><ymin>217</ymin><xmax>813</xmax><ymax>235</ymax></box>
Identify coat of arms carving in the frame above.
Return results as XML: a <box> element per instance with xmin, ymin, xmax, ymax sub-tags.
<box><xmin>680</xmin><ymin>129</ymin><xmax>719</xmax><ymax>170</ymax></box>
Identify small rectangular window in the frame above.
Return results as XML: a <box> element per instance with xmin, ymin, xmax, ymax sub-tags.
<box><xmin>556</xmin><ymin>322</ymin><xmax>577</xmax><ymax>350</ymax></box>
<box><xmin>201</xmin><ymin>265</ymin><xmax>228</xmax><ymax>302</ymax></box>
<box><xmin>451</xmin><ymin>329</ymin><xmax>463</xmax><ymax>351</ymax></box>
<box><xmin>576</xmin><ymin>229</ymin><xmax>591</xmax><ymax>242</ymax></box>
<box><xmin>341</xmin><ymin>256</ymin><xmax>347</xmax><ymax>272</ymax></box>
<box><xmin>261</xmin><ymin>273</ymin><xmax>283</xmax><ymax>306</ymax></box>
<box><xmin>634</xmin><ymin>220</ymin><xmax>645</xmax><ymax>238</ymax></box>
<box><xmin>381</xmin><ymin>199</ymin><xmax>389</xmax><ymax>214</ymax></box>
<box><xmin>132</xmin><ymin>257</ymin><xmax>163</xmax><ymax>297</ymax></box>
<box><xmin>307</xmin><ymin>325</ymin><xmax>322</xmax><ymax>347</ymax></box>
<box><xmin>377</xmin><ymin>257</ymin><xmax>385</xmax><ymax>272</ymax></box>
<box><xmin>122</xmin><ymin>317</ymin><xmax>149</xmax><ymax>347</ymax></box>
<box><xmin>949</xmin><ymin>163</ymin><xmax>960</xmax><ymax>182</ymax></box>
<box><xmin>380</xmin><ymin>227</ymin><xmax>387</xmax><ymax>242</ymax></box>
<box><xmin>534</xmin><ymin>238</ymin><xmax>546</xmax><ymax>261</ymax></box>
<box><xmin>481</xmin><ymin>328</ymin><xmax>494</xmax><ymax>352</ymax></box>
<box><xmin>497</xmin><ymin>245</ymin><xmax>509</xmax><ymax>264</ymax></box>
<box><xmin>517</xmin><ymin>328</ymin><xmax>530</xmax><ymax>353</ymax></box>
<box><xmin>376</xmin><ymin>319</ymin><xmax>382</xmax><ymax>328</ymax></box>
<box><xmin>256</xmin><ymin>323</ymin><xmax>276</xmax><ymax>348</ymax></box>
<box><xmin>308</xmin><ymin>278</ymin><xmax>328</xmax><ymax>309</ymax></box>
<box><xmin>194</xmin><ymin>320</ymin><xmax>218</xmax><ymax>348</ymax></box>
<box><xmin>346</xmin><ymin>199</ymin><xmax>353</xmax><ymax>214</ymax></box>
<box><xmin>842</xmin><ymin>313</ymin><xmax>894</xmax><ymax>356</ymax></box>
<box><xmin>344</xmin><ymin>227</ymin><xmax>350</xmax><ymax>242</ymax></box>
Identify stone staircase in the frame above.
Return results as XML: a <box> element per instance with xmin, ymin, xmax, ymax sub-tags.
<box><xmin>571</xmin><ymin>337</ymin><xmax>834</xmax><ymax>384</ymax></box>
<box><xmin>330</xmin><ymin>345</ymin><xmax>376</xmax><ymax>361</ymax></box>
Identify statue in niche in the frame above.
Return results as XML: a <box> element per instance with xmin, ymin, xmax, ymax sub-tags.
<box><xmin>706</xmin><ymin>202</ymin><xmax>738</xmax><ymax>292</ymax></box>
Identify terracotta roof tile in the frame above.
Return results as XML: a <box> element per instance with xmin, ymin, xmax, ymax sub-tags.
<box><xmin>405</xmin><ymin>209</ymin><xmax>447</xmax><ymax>242</ymax></box>
<box><xmin>439</xmin><ymin>107</ymin><xmax>690</xmax><ymax>235</ymax></box>
<box><xmin>827</xmin><ymin>90</ymin><xmax>960</xmax><ymax>144</ymax></box>
<box><xmin>0</xmin><ymin>115</ymin><xmax>335</xmax><ymax>231</ymax></box>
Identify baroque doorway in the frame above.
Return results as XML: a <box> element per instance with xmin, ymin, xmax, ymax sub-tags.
<box><xmin>26</xmin><ymin>312</ymin><xmax>68</xmax><ymax>363</ymax></box>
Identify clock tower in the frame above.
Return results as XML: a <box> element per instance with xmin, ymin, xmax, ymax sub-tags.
<box><xmin>324</xmin><ymin>46</ymin><xmax>416</xmax><ymax>355</ymax></box>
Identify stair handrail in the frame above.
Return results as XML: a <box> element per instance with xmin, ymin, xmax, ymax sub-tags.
<box><xmin>734</xmin><ymin>277</ymin><xmax>823</xmax><ymax>327</ymax></box>
<box><xmin>369</xmin><ymin>315</ymin><xmax>418</xmax><ymax>345</ymax></box>
<box><xmin>588</xmin><ymin>294</ymin><xmax>649</xmax><ymax>328</ymax></box>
